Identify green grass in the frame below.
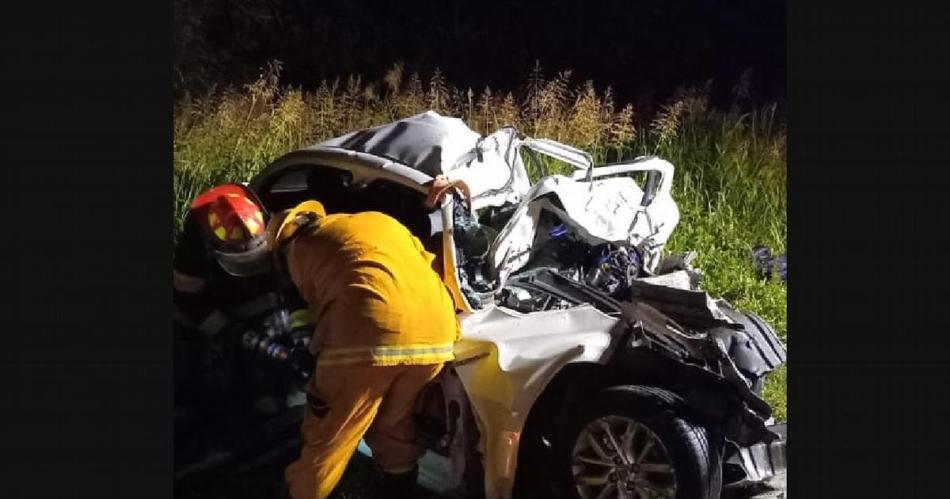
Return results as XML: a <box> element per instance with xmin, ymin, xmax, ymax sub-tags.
<box><xmin>174</xmin><ymin>63</ymin><xmax>786</xmax><ymax>422</ymax></box>
<box><xmin>653</xmin><ymin>104</ymin><xmax>787</xmax><ymax>422</ymax></box>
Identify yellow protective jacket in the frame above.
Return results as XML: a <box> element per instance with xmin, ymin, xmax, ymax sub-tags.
<box><xmin>284</xmin><ymin>210</ymin><xmax>459</xmax><ymax>367</ymax></box>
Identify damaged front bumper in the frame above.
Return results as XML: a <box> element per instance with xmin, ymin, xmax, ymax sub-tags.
<box><xmin>632</xmin><ymin>299</ymin><xmax>787</xmax><ymax>485</ymax></box>
<box><xmin>728</xmin><ymin>422</ymin><xmax>787</xmax><ymax>485</ymax></box>
<box><xmin>530</xmin><ymin>269</ymin><xmax>787</xmax><ymax>448</ymax></box>
<box><xmin>630</xmin><ymin>299</ymin><xmax>784</xmax><ymax>444</ymax></box>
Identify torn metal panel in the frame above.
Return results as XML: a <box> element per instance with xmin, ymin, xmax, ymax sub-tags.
<box><xmin>637</xmin><ymin>269</ymin><xmax>694</xmax><ymax>290</ymax></box>
<box><xmin>715</xmin><ymin>308</ymin><xmax>787</xmax><ymax>376</ymax></box>
<box><xmin>626</xmin><ymin>278</ymin><xmax>734</xmax><ymax>329</ymax></box>
<box><xmin>621</xmin><ymin>302</ymin><xmax>775</xmax><ymax>421</ymax></box>
<box><xmin>725</xmin><ymin>423</ymin><xmax>786</xmax><ymax>486</ymax></box>
<box><xmin>488</xmin><ymin>171</ymin><xmax>678</xmax><ymax>279</ymax></box>
<box><xmin>442</xmin><ymin>126</ymin><xmax>531</xmax><ymax>210</ymax></box>
<box><xmin>520</xmin><ymin>137</ymin><xmax>594</xmax><ymax>171</ymax></box>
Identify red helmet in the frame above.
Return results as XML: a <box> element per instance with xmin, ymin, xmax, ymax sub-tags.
<box><xmin>191</xmin><ymin>183</ymin><xmax>270</xmax><ymax>276</ymax></box>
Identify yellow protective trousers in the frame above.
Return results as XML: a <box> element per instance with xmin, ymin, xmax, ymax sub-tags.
<box><xmin>284</xmin><ymin>362</ymin><xmax>444</xmax><ymax>499</ymax></box>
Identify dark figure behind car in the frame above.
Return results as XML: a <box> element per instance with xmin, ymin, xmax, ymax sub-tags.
<box><xmin>173</xmin><ymin>183</ymin><xmax>309</xmax><ymax>465</ymax></box>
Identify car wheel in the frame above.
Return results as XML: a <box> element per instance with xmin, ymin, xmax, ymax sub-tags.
<box><xmin>557</xmin><ymin>385</ymin><xmax>723</xmax><ymax>499</ymax></box>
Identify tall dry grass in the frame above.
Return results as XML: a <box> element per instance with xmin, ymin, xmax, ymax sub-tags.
<box><xmin>174</xmin><ymin>62</ymin><xmax>642</xmax><ymax>231</ymax></box>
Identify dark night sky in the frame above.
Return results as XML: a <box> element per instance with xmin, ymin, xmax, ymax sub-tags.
<box><xmin>175</xmin><ymin>0</ymin><xmax>785</xmax><ymax>111</ymax></box>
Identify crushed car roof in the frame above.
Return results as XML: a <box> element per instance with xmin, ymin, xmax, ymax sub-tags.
<box><xmin>299</xmin><ymin>110</ymin><xmax>530</xmax><ymax>209</ymax></box>
<box><xmin>317</xmin><ymin>111</ymin><xmax>482</xmax><ymax>177</ymax></box>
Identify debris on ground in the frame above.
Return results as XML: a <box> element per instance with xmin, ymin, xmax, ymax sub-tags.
<box><xmin>752</xmin><ymin>245</ymin><xmax>786</xmax><ymax>283</ymax></box>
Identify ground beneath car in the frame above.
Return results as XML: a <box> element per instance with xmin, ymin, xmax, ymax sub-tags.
<box><xmin>176</xmin><ymin>449</ymin><xmax>787</xmax><ymax>499</ymax></box>
<box><xmin>175</xmin><ymin>449</ymin><xmax>443</xmax><ymax>499</ymax></box>
<box><xmin>724</xmin><ymin>473</ymin><xmax>787</xmax><ymax>499</ymax></box>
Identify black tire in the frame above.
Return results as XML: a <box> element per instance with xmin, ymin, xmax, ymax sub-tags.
<box><xmin>554</xmin><ymin>385</ymin><xmax>723</xmax><ymax>499</ymax></box>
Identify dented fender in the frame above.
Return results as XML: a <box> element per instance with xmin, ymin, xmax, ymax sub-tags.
<box><xmin>452</xmin><ymin>305</ymin><xmax>617</xmax><ymax>499</ymax></box>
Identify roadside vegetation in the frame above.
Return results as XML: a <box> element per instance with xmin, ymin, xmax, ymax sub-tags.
<box><xmin>173</xmin><ymin>62</ymin><xmax>787</xmax><ymax>421</ymax></box>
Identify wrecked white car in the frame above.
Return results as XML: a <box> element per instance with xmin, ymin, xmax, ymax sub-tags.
<box><xmin>246</xmin><ymin>111</ymin><xmax>786</xmax><ymax>499</ymax></box>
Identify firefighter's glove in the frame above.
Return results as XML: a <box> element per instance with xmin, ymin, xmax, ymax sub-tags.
<box><xmin>289</xmin><ymin>347</ymin><xmax>315</xmax><ymax>381</ymax></box>
<box><xmin>425</xmin><ymin>175</ymin><xmax>471</xmax><ymax>210</ymax></box>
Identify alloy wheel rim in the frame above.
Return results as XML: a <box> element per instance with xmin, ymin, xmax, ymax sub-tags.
<box><xmin>571</xmin><ymin>415</ymin><xmax>677</xmax><ymax>499</ymax></box>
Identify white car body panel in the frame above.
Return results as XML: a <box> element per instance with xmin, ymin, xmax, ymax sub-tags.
<box><xmin>450</xmin><ymin>304</ymin><xmax>618</xmax><ymax>499</ymax></box>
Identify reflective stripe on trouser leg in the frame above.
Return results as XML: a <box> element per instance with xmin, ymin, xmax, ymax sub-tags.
<box><xmin>316</xmin><ymin>343</ymin><xmax>455</xmax><ymax>367</ymax></box>
<box><xmin>365</xmin><ymin>363</ymin><xmax>444</xmax><ymax>473</ymax></box>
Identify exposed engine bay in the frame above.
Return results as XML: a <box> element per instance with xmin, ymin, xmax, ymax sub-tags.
<box><xmin>452</xmin><ymin>193</ymin><xmax>703</xmax><ymax>316</ymax></box>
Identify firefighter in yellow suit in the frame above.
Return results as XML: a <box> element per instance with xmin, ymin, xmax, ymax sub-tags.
<box><xmin>268</xmin><ymin>199</ymin><xmax>460</xmax><ymax>499</ymax></box>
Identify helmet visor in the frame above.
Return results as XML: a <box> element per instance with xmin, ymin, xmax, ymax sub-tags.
<box><xmin>214</xmin><ymin>243</ymin><xmax>271</xmax><ymax>277</ymax></box>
